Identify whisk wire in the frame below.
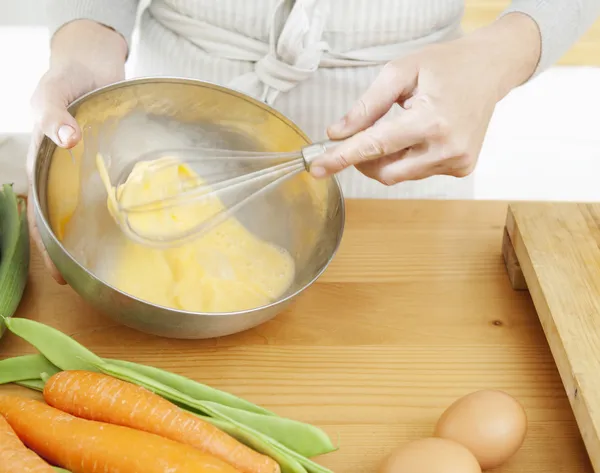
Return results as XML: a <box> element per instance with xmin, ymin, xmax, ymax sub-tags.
<box><xmin>110</xmin><ymin>139</ymin><xmax>338</xmax><ymax>247</ymax></box>
<box><xmin>119</xmin><ymin>157</ymin><xmax>305</xmax><ymax>213</ymax></box>
<box><xmin>120</xmin><ymin>161</ymin><xmax>306</xmax><ymax>247</ymax></box>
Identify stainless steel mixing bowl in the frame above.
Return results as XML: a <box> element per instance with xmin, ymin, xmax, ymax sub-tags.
<box><xmin>31</xmin><ymin>77</ymin><xmax>345</xmax><ymax>339</ymax></box>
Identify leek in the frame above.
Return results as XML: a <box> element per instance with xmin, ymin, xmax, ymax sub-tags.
<box><xmin>0</xmin><ymin>183</ymin><xmax>30</xmax><ymax>338</ymax></box>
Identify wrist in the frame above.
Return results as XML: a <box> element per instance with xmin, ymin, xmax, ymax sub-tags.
<box><xmin>50</xmin><ymin>20</ymin><xmax>127</xmax><ymax>79</ymax></box>
<box><xmin>463</xmin><ymin>12</ymin><xmax>542</xmax><ymax>101</ymax></box>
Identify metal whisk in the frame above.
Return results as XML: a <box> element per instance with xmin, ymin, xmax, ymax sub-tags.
<box><xmin>102</xmin><ymin>140</ymin><xmax>339</xmax><ymax>248</ymax></box>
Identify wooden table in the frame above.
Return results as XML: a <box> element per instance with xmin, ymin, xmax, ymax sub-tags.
<box><xmin>0</xmin><ymin>200</ymin><xmax>592</xmax><ymax>473</ymax></box>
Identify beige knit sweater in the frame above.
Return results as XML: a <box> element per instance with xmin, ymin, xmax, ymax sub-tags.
<box><xmin>45</xmin><ymin>0</ymin><xmax>600</xmax><ymax>199</ymax></box>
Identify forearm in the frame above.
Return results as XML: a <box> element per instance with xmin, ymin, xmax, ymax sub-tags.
<box><xmin>50</xmin><ymin>20</ymin><xmax>128</xmax><ymax>78</ymax></box>
<box><xmin>503</xmin><ymin>0</ymin><xmax>600</xmax><ymax>76</ymax></box>
<box><xmin>46</xmin><ymin>0</ymin><xmax>139</xmax><ymax>57</ymax></box>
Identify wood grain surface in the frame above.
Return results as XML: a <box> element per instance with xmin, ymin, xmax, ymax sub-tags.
<box><xmin>463</xmin><ymin>0</ymin><xmax>600</xmax><ymax>66</ymax></box>
<box><xmin>0</xmin><ymin>200</ymin><xmax>592</xmax><ymax>473</ymax></box>
<box><xmin>506</xmin><ymin>202</ymin><xmax>600</xmax><ymax>473</ymax></box>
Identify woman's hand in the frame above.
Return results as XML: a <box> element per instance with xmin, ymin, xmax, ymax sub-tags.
<box><xmin>27</xmin><ymin>20</ymin><xmax>128</xmax><ymax>284</ymax></box>
<box><xmin>309</xmin><ymin>13</ymin><xmax>542</xmax><ymax>185</ymax></box>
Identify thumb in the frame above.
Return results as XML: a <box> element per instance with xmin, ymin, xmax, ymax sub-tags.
<box><xmin>30</xmin><ymin>76</ymin><xmax>82</xmax><ymax>149</ymax></box>
<box><xmin>327</xmin><ymin>58</ymin><xmax>419</xmax><ymax>139</ymax></box>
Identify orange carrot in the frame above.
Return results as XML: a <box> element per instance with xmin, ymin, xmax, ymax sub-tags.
<box><xmin>0</xmin><ymin>395</ymin><xmax>242</xmax><ymax>473</ymax></box>
<box><xmin>0</xmin><ymin>415</ymin><xmax>55</xmax><ymax>473</ymax></box>
<box><xmin>43</xmin><ymin>370</ymin><xmax>279</xmax><ymax>473</ymax></box>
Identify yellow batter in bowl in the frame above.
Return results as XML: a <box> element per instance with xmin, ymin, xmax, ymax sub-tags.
<box><xmin>52</xmin><ymin>151</ymin><xmax>296</xmax><ymax>314</ymax></box>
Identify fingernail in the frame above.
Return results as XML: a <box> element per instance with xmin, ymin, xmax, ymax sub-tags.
<box><xmin>310</xmin><ymin>166</ymin><xmax>327</xmax><ymax>179</ymax></box>
<box><xmin>58</xmin><ymin>125</ymin><xmax>75</xmax><ymax>146</ymax></box>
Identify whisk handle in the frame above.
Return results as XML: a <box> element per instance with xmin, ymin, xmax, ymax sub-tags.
<box><xmin>300</xmin><ymin>139</ymin><xmax>340</xmax><ymax>170</ymax></box>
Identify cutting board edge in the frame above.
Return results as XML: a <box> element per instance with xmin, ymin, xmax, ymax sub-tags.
<box><xmin>504</xmin><ymin>202</ymin><xmax>600</xmax><ymax>473</ymax></box>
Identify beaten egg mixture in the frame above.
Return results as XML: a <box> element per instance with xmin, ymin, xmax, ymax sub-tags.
<box><xmin>53</xmin><ymin>152</ymin><xmax>296</xmax><ymax>313</ymax></box>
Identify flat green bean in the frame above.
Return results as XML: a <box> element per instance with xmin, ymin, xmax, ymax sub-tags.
<box><xmin>197</xmin><ymin>407</ymin><xmax>334</xmax><ymax>473</ymax></box>
<box><xmin>2</xmin><ymin>317</ymin><xmax>102</xmax><ymax>371</ymax></box>
<box><xmin>15</xmin><ymin>378</ymin><xmax>45</xmax><ymax>391</ymax></box>
<box><xmin>0</xmin><ymin>353</ymin><xmax>59</xmax><ymax>383</ymax></box>
<box><xmin>6</xmin><ymin>370</ymin><xmax>330</xmax><ymax>472</ymax></box>
<box><xmin>107</xmin><ymin>363</ymin><xmax>335</xmax><ymax>455</ymax></box>
<box><xmin>1</xmin><ymin>319</ymin><xmax>271</xmax><ymax>416</ymax></box>
<box><xmin>256</xmin><ymin>432</ymin><xmax>334</xmax><ymax>473</ymax></box>
<box><xmin>95</xmin><ymin>360</ymin><xmax>334</xmax><ymax>473</ymax></box>
<box><xmin>2</xmin><ymin>318</ymin><xmax>337</xmax><ymax>471</ymax></box>
<box><xmin>108</xmin><ymin>358</ymin><xmax>274</xmax><ymax>416</ymax></box>
<box><xmin>201</xmin><ymin>401</ymin><xmax>336</xmax><ymax>457</ymax></box>
<box><xmin>194</xmin><ymin>412</ymin><xmax>308</xmax><ymax>473</ymax></box>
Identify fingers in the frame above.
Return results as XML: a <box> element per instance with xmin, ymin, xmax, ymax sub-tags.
<box><xmin>28</xmin><ymin>67</ymin><xmax>85</xmax><ymax>285</ymax></box>
<box><xmin>327</xmin><ymin>59</ymin><xmax>418</xmax><ymax>139</ymax></box>
<box><xmin>27</xmin><ymin>186</ymin><xmax>66</xmax><ymax>285</ymax></box>
<box><xmin>311</xmin><ymin>105</ymin><xmax>443</xmax><ymax>177</ymax></box>
<box><xmin>356</xmin><ymin>142</ymin><xmax>474</xmax><ymax>186</ymax></box>
<box><xmin>26</xmin><ymin>127</ymin><xmax>43</xmax><ymax>182</ymax></box>
<box><xmin>356</xmin><ymin>147</ymin><xmax>442</xmax><ymax>185</ymax></box>
<box><xmin>26</xmin><ymin>128</ymin><xmax>67</xmax><ymax>284</ymax></box>
<box><xmin>30</xmin><ymin>74</ymin><xmax>82</xmax><ymax>149</ymax></box>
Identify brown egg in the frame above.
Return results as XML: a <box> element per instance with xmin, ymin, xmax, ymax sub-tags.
<box><xmin>434</xmin><ymin>390</ymin><xmax>527</xmax><ymax>470</ymax></box>
<box><xmin>380</xmin><ymin>437</ymin><xmax>481</xmax><ymax>473</ymax></box>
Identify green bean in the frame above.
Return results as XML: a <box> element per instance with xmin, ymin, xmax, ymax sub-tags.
<box><xmin>52</xmin><ymin>468</ymin><xmax>70</xmax><ymax>473</ymax></box>
<box><xmin>2</xmin><ymin>318</ymin><xmax>336</xmax><ymax>471</ymax></box>
<box><xmin>2</xmin><ymin>317</ymin><xmax>102</xmax><ymax>371</ymax></box>
<box><xmin>7</xmin><ymin>366</ymin><xmax>331</xmax><ymax>472</ymax></box>
<box><xmin>1</xmin><ymin>320</ymin><xmax>273</xmax><ymax>415</ymax></box>
<box><xmin>108</xmin><ymin>358</ymin><xmax>274</xmax><ymax>416</ymax></box>
<box><xmin>14</xmin><ymin>378</ymin><xmax>45</xmax><ymax>392</ymax></box>
<box><xmin>201</xmin><ymin>401</ymin><xmax>336</xmax><ymax>457</ymax></box>
<box><xmin>203</xmin><ymin>413</ymin><xmax>332</xmax><ymax>473</ymax></box>
<box><xmin>1</xmin><ymin>319</ymin><xmax>270</xmax><ymax>415</ymax></box>
<box><xmin>200</xmin><ymin>410</ymin><xmax>333</xmax><ymax>473</ymax></box>
<box><xmin>108</xmin><ymin>361</ymin><xmax>335</xmax><ymax>455</ymax></box>
<box><xmin>0</xmin><ymin>353</ymin><xmax>59</xmax><ymax>383</ymax></box>
<box><xmin>194</xmin><ymin>412</ymin><xmax>308</xmax><ymax>473</ymax></box>
<box><xmin>95</xmin><ymin>360</ymin><xmax>334</xmax><ymax>473</ymax></box>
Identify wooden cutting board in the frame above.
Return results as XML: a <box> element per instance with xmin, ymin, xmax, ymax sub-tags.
<box><xmin>502</xmin><ymin>202</ymin><xmax>600</xmax><ymax>472</ymax></box>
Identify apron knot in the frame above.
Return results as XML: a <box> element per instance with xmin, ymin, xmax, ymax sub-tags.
<box><xmin>228</xmin><ymin>0</ymin><xmax>329</xmax><ymax>105</ymax></box>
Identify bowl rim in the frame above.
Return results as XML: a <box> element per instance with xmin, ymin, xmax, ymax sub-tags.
<box><xmin>32</xmin><ymin>75</ymin><xmax>346</xmax><ymax>318</ymax></box>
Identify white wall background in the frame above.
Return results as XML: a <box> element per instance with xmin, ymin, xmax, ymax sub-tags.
<box><xmin>1</xmin><ymin>2</ymin><xmax>600</xmax><ymax>201</ymax></box>
<box><xmin>0</xmin><ymin>0</ymin><xmax>45</xmax><ymax>26</ymax></box>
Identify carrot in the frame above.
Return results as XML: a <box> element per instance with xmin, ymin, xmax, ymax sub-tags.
<box><xmin>0</xmin><ymin>415</ymin><xmax>55</xmax><ymax>473</ymax></box>
<box><xmin>0</xmin><ymin>395</ymin><xmax>242</xmax><ymax>473</ymax></box>
<box><xmin>43</xmin><ymin>370</ymin><xmax>280</xmax><ymax>473</ymax></box>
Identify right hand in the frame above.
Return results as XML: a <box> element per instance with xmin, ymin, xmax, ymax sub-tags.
<box><xmin>27</xmin><ymin>20</ymin><xmax>128</xmax><ymax>284</ymax></box>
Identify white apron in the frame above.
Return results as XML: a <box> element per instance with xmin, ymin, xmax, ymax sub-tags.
<box><xmin>130</xmin><ymin>0</ymin><xmax>474</xmax><ymax>199</ymax></box>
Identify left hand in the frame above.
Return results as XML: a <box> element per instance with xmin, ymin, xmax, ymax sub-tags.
<box><xmin>309</xmin><ymin>13</ymin><xmax>540</xmax><ymax>185</ymax></box>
